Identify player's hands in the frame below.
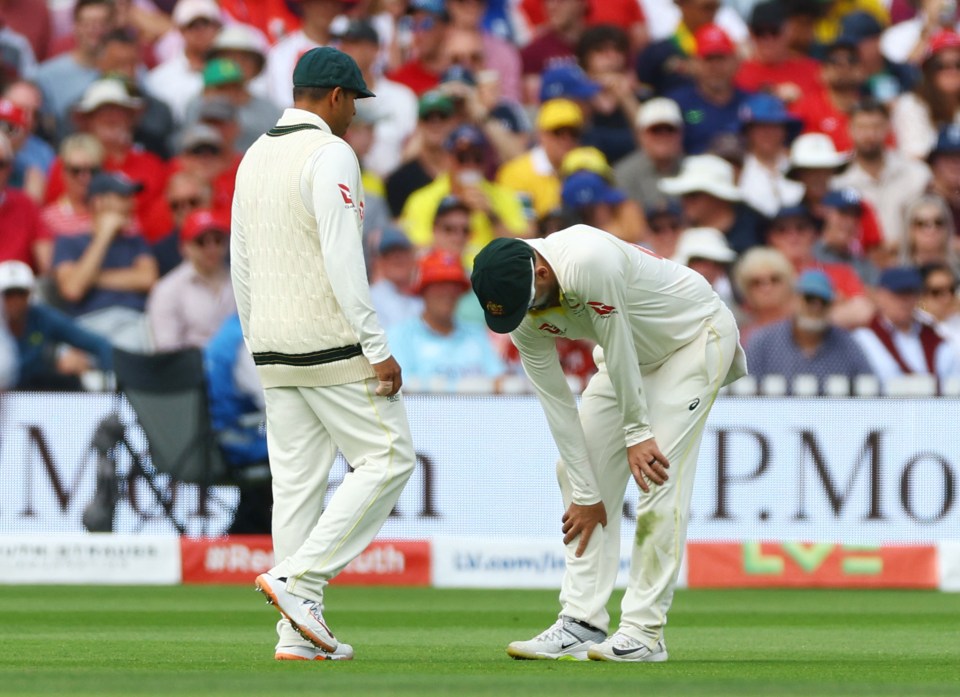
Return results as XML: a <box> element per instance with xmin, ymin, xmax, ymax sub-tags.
<box><xmin>371</xmin><ymin>356</ymin><xmax>403</xmax><ymax>396</ymax></box>
<box><xmin>627</xmin><ymin>439</ymin><xmax>670</xmax><ymax>493</ymax></box>
<box><xmin>562</xmin><ymin>502</ymin><xmax>607</xmax><ymax>558</ymax></box>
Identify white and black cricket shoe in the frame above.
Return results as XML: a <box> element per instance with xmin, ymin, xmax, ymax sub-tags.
<box><xmin>587</xmin><ymin>631</ymin><xmax>668</xmax><ymax>662</ymax></box>
<box><xmin>507</xmin><ymin>616</ymin><xmax>606</xmax><ymax>661</ymax></box>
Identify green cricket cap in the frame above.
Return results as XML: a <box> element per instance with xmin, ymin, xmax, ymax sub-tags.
<box><xmin>471</xmin><ymin>238</ymin><xmax>536</xmax><ymax>334</ymax></box>
<box><xmin>418</xmin><ymin>89</ymin><xmax>454</xmax><ymax>118</ymax></box>
<box><xmin>292</xmin><ymin>46</ymin><xmax>375</xmax><ymax>98</ymax></box>
<box><xmin>203</xmin><ymin>58</ymin><xmax>244</xmax><ymax>87</ymax></box>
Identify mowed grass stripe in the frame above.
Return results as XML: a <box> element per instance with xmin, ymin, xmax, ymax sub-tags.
<box><xmin>0</xmin><ymin>587</ymin><xmax>957</xmax><ymax>697</ymax></box>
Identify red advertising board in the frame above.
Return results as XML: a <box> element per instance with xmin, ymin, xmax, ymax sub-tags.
<box><xmin>180</xmin><ymin>536</ymin><xmax>431</xmax><ymax>586</ymax></box>
<box><xmin>686</xmin><ymin>542</ymin><xmax>938</xmax><ymax>589</ymax></box>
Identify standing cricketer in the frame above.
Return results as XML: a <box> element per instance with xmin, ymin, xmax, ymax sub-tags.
<box><xmin>471</xmin><ymin>225</ymin><xmax>747</xmax><ymax>662</ymax></box>
<box><xmin>231</xmin><ymin>47</ymin><xmax>415</xmax><ymax>661</ymax></box>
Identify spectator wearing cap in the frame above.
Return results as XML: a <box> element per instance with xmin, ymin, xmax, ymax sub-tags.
<box><xmin>497</xmin><ymin>99</ymin><xmax>583</xmax><ymax>219</ymax></box>
<box><xmin>672</xmin><ymin>225</ymin><xmax>737</xmax><ymax>308</ymax></box>
<box><xmin>538</xmin><ymin>62</ymin><xmax>601</xmax><ymax>107</ymax></box>
<box><xmin>891</xmin><ymin>29</ymin><xmax>960</xmax><ymax>160</ymax></box>
<box><xmin>145</xmin><ymin>0</ymin><xmax>222</xmax><ymax>123</ymax></box>
<box><xmin>660</xmin><ymin>153</ymin><xmax>767</xmax><ymax>254</ymax></box>
<box><xmin>207</xmin><ymin>22</ymin><xmax>271</xmax><ymax>103</ymax></box>
<box><xmin>833</xmin><ymin>99</ymin><xmax>931</xmax><ymax>246</ymax></box>
<box><xmin>146</xmin><ymin>208</ymin><xmax>235</xmax><ymax>351</ymax></box>
<box><xmin>746</xmin><ymin>268</ymin><xmax>874</xmax><ymax>394</ymax></box>
<box><xmin>814</xmin><ymin>187</ymin><xmax>880</xmax><ymax>285</ymax></box>
<box><xmin>786</xmin><ymin>133</ymin><xmax>850</xmax><ymax>219</ymax></box>
<box><xmin>172</xmin><ymin>123</ymin><xmax>238</xmax><ymax>221</ymax></box>
<box><xmin>388</xmin><ymin>249</ymin><xmax>506</xmax><ymax>384</ymax></box>
<box><xmin>40</xmin><ymin>134</ymin><xmax>104</xmax><ymax>239</ymax></box>
<box><xmin>666</xmin><ymin>24</ymin><xmax>754</xmax><ymax>155</ymax></box>
<box><xmin>44</xmin><ymin>78</ymin><xmax>169</xmax><ymax>238</ymax></box>
<box><xmin>386</xmin><ymin>90</ymin><xmax>457</xmax><ymax>217</ymax></box>
<box><xmin>853</xmin><ymin>265</ymin><xmax>960</xmax><ymax>383</ymax></box>
<box><xmin>217</xmin><ymin>0</ymin><xmax>301</xmax><ymax>47</ymax></box>
<box><xmin>613</xmin><ymin>98</ymin><xmax>683</xmax><ymax>211</ymax></box>
<box><xmin>0</xmin><ymin>259</ymin><xmax>114</xmax><ymax>391</ymax></box>
<box><xmin>880</xmin><ymin>0</ymin><xmax>960</xmax><ymax>67</ymax></box>
<box><xmin>900</xmin><ymin>194</ymin><xmax>960</xmax><ymax>274</ymax></box>
<box><xmin>736</xmin><ymin>1</ymin><xmax>824</xmax><ymax>105</ymax></box>
<box><xmin>401</xmin><ymin>124</ymin><xmax>529</xmax><ymax>259</ymax></box>
<box><xmin>790</xmin><ymin>36</ymin><xmax>866</xmax><ymax>153</ymax></box>
<box><xmin>0</xmin><ymin>131</ymin><xmax>52</xmax><ymax>273</ymax></box>
<box><xmin>765</xmin><ymin>202</ymin><xmax>874</xmax><ymax>328</ymax></box>
<box><xmin>369</xmin><ymin>228</ymin><xmax>424</xmax><ymax>331</ymax></box>
<box><xmin>430</xmin><ymin>194</ymin><xmax>474</xmax><ymax>261</ymax></box>
<box><xmin>35</xmin><ymin>0</ymin><xmax>115</xmax><ymax>140</ymax></box>
<box><xmin>52</xmin><ymin>170</ymin><xmax>158</xmax><ymax>351</ymax></box>
<box><xmin>926</xmin><ymin>125</ymin><xmax>960</xmax><ymax>232</ymax></box>
<box><xmin>336</xmin><ymin>19</ymin><xmax>418</xmax><ymax>179</ymax></box>
<box><xmin>184</xmin><ymin>57</ymin><xmax>281</xmax><ymax>151</ymax></box>
<box><xmin>737</xmin><ymin>93</ymin><xmax>805</xmax><ymax>218</ymax></box>
<box><xmin>643</xmin><ymin>200</ymin><xmax>685</xmax><ymax>259</ymax></box>
<box><xmin>151</xmin><ymin>171</ymin><xmax>213</xmax><ymax>278</ymax></box>
<box><xmin>445</xmin><ymin>0</ymin><xmax>522</xmax><ymax>103</ymax></box>
<box><xmin>559</xmin><ymin>170</ymin><xmax>640</xmax><ymax>241</ymax></box>
<box><xmin>386</xmin><ymin>0</ymin><xmax>449</xmax><ymax>96</ymax></box>
<box><xmin>520</xmin><ymin>0</ymin><xmax>587</xmax><ymax>104</ymax></box>
<box><xmin>841</xmin><ymin>11</ymin><xmax>917</xmax><ymax>103</ymax></box>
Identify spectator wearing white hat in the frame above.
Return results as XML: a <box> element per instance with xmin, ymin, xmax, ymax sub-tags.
<box><xmin>0</xmin><ymin>259</ymin><xmax>113</xmax><ymax>390</ymax></box>
<box><xmin>672</xmin><ymin>226</ymin><xmax>738</xmax><ymax>310</ymax></box>
<box><xmin>613</xmin><ymin>98</ymin><xmax>683</xmax><ymax>211</ymax></box>
<box><xmin>659</xmin><ymin>154</ymin><xmax>768</xmax><ymax>255</ymax></box>
<box><xmin>145</xmin><ymin>0</ymin><xmax>223</xmax><ymax>124</ymax></box>
<box><xmin>207</xmin><ymin>22</ymin><xmax>271</xmax><ymax>102</ymax></box>
<box><xmin>786</xmin><ymin>133</ymin><xmax>848</xmax><ymax>218</ymax></box>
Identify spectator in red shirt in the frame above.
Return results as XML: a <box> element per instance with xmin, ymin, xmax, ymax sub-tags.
<box><xmin>520</xmin><ymin>0</ymin><xmax>587</xmax><ymax>104</ymax></box>
<box><xmin>736</xmin><ymin>1</ymin><xmax>823</xmax><ymax>106</ymax></box>
<box><xmin>521</xmin><ymin>0</ymin><xmax>647</xmax><ymax>53</ymax></box>
<box><xmin>387</xmin><ymin>0</ymin><xmax>449</xmax><ymax>95</ymax></box>
<box><xmin>0</xmin><ymin>131</ymin><xmax>52</xmax><ymax>273</ymax></box>
<box><xmin>791</xmin><ymin>37</ymin><xmax>865</xmax><ymax>152</ymax></box>
<box><xmin>218</xmin><ymin>0</ymin><xmax>301</xmax><ymax>45</ymax></box>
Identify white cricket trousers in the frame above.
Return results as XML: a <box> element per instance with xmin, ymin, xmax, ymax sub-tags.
<box><xmin>264</xmin><ymin>378</ymin><xmax>415</xmax><ymax>602</ymax></box>
<box><xmin>556</xmin><ymin>310</ymin><xmax>740</xmax><ymax>648</ymax></box>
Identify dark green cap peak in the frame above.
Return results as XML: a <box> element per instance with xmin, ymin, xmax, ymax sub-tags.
<box><xmin>292</xmin><ymin>46</ymin><xmax>375</xmax><ymax>99</ymax></box>
<box><xmin>471</xmin><ymin>238</ymin><xmax>535</xmax><ymax>334</ymax></box>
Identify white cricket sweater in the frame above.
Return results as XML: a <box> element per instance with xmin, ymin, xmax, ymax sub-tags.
<box><xmin>231</xmin><ymin>109</ymin><xmax>388</xmax><ymax>388</ymax></box>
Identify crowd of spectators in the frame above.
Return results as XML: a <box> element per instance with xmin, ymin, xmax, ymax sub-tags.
<box><xmin>1</xmin><ymin>0</ymin><xmax>960</xmax><ymax>396</ymax></box>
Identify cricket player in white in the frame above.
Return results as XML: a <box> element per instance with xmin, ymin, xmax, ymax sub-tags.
<box><xmin>471</xmin><ymin>226</ymin><xmax>747</xmax><ymax>662</ymax></box>
<box><xmin>231</xmin><ymin>47</ymin><xmax>415</xmax><ymax>661</ymax></box>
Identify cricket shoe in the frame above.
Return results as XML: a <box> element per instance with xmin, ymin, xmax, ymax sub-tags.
<box><xmin>255</xmin><ymin>572</ymin><xmax>338</xmax><ymax>652</ymax></box>
<box><xmin>587</xmin><ymin>632</ymin><xmax>668</xmax><ymax>663</ymax></box>
<box><xmin>506</xmin><ymin>616</ymin><xmax>606</xmax><ymax>661</ymax></box>
<box><xmin>275</xmin><ymin>643</ymin><xmax>354</xmax><ymax>661</ymax></box>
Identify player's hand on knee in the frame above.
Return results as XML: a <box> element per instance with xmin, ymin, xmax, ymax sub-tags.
<box><xmin>371</xmin><ymin>356</ymin><xmax>403</xmax><ymax>396</ymax></box>
<box><xmin>627</xmin><ymin>440</ymin><xmax>670</xmax><ymax>493</ymax></box>
<box><xmin>562</xmin><ymin>502</ymin><xmax>608</xmax><ymax>558</ymax></box>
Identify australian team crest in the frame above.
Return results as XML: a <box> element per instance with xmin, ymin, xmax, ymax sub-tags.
<box><xmin>485</xmin><ymin>301</ymin><xmax>505</xmax><ymax>316</ymax></box>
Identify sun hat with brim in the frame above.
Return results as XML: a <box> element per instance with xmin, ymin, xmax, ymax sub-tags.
<box><xmin>74</xmin><ymin>79</ymin><xmax>143</xmax><ymax>114</ymax></box>
<box><xmin>562</xmin><ymin>170</ymin><xmax>626</xmax><ymax>208</ymax></box>
<box><xmin>173</xmin><ymin>0</ymin><xmax>221</xmax><ymax>27</ymax></box>
<box><xmin>203</xmin><ymin>57</ymin><xmax>245</xmax><ymax>87</ymax></box>
<box><xmin>788</xmin><ymin>132</ymin><xmax>848</xmax><ymax>173</ymax></box>
<box><xmin>672</xmin><ymin>227</ymin><xmax>737</xmax><ymax>266</ymax></box>
<box><xmin>0</xmin><ymin>260</ymin><xmax>35</xmax><ymax>293</ymax></box>
<box><xmin>292</xmin><ymin>46</ymin><xmax>375</xmax><ymax>98</ymax></box>
<box><xmin>659</xmin><ymin>154</ymin><xmax>742</xmax><ymax>202</ymax></box>
<box><xmin>87</xmin><ymin>171</ymin><xmax>144</xmax><ymax>198</ymax></box>
<box><xmin>878</xmin><ymin>266</ymin><xmax>923</xmax><ymax>293</ymax></box>
<box><xmin>471</xmin><ymin>237</ymin><xmax>536</xmax><ymax>334</ymax></box>
<box><xmin>739</xmin><ymin>93</ymin><xmax>802</xmax><ymax>141</ymax></box>
<box><xmin>179</xmin><ymin>123</ymin><xmax>224</xmax><ymax>152</ymax></box>
<box><xmin>209</xmin><ymin>23</ymin><xmax>267</xmax><ymax>74</ymax></box>
<box><xmin>414</xmin><ymin>249</ymin><xmax>471</xmax><ymax>295</ymax></box>
<box><xmin>796</xmin><ymin>269</ymin><xmax>835</xmax><ymax>302</ymax></box>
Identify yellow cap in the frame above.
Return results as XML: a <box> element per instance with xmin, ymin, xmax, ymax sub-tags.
<box><xmin>536</xmin><ymin>99</ymin><xmax>584</xmax><ymax>132</ymax></box>
<box><xmin>560</xmin><ymin>146</ymin><xmax>612</xmax><ymax>181</ymax></box>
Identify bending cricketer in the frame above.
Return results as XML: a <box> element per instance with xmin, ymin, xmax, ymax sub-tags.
<box><xmin>471</xmin><ymin>225</ymin><xmax>747</xmax><ymax>662</ymax></box>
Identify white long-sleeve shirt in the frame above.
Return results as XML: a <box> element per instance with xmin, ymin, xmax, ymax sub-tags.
<box><xmin>511</xmin><ymin>226</ymin><xmax>746</xmax><ymax>504</ymax></box>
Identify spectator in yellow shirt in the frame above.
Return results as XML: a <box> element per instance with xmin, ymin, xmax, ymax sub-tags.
<box><xmin>496</xmin><ymin>99</ymin><xmax>584</xmax><ymax>218</ymax></box>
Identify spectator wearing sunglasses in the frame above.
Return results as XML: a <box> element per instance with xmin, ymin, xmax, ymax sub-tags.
<box><xmin>387</xmin><ymin>0</ymin><xmax>449</xmax><ymax>95</ymax></box>
<box><xmin>146</xmin><ymin>208</ymin><xmax>235</xmax><ymax>352</ymax></box>
<box><xmin>400</xmin><ymin>124</ymin><xmax>530</xmax><ymax>260</ymax></box>
<box><xmin>40</xmin><ymin>133</ymin><xmax>103</xmax><ymax>239</ymax></box>
<box><xmin>150</xmin><ymin>171</ymin><xmax>213</xmax><ymax>278</ymax></box>
<box><xmin>918</xmin><ymin>261</ymin><xmax>960</xmax><ymax>347</ymax></box>
<box><xmin>900</xmin><ymin>193</ymin><xmax>960</xmax><ymax>273</ymax></box>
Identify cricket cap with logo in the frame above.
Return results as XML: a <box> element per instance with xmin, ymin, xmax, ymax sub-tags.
<box><xmin>292</xmin><ymin>46</ymin><xmax>375</xmax><ymax>98</ymax></box>
<box><xmin>471</xmin><ymin>237</ymin><xmax>536</xmax><ymax>333</ymax></box>
<box><xmin>203</xmin><ymin>57</ymin><xmax>244</xmax><ymax>87</ymax></box>
<box><xmin>0</xmin><ymin>260</ymin><xmax>35</xmax><ymax>293</ymax></box>
<box><xmin>418</xmin><ymin>89</ymin><xmax>454</xmax><ymax>118</ymax></box>
<box><xmin>181</xmin><ymin>209</ymin><xmax>230</xmax><ymax>244</ymax></box>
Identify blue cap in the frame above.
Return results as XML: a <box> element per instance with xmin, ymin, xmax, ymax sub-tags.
<box><xmin>539</xmin><ymin>63</ymin><xmax>601</xmax><ymax>101</ymax></box>
<box><xmin>378</xmin><ymin>227</ymin><xmax>413</xmax><ymax>255</ymax></box>
<box><xmin>561</xmin><ymin>171</ymin><xmax>626</xmax><ymax>208</ymax></box>
<box><xmin>930</xmin><ymin>124</ymin><xmax>960</xmax><ymax>160</ymax></box>
<box><xmin>771</xmin><ymin>203</ymin><xmax>813</xmax><ymax>222</ymax></box>
<box><xmin>739</xmin><ymin>93</ymin><xmax>801</xmax><ymax>140</ymax></box>
<box><xmin>821</xmin><ymin>187</ymin><xmax>863</xmax><ymax>210</ymax></box>
<box><xmin>840</xmin><ymin>11</ymin><xmax>884</xmax><ymax>41</ymax></box>
<box><xmin>878</xmin><ymin>266</ymin><xmax>923</xmax><ymax>293</ymax></box>
<box><xmin>87</xmin><ymin>170</ymin><xmax>143</xmax><ymax>198</ymax></box>
<box><xmin>796</xmin><ymin>269</ymin><xmax>835</xmax><ymax>302</ymax></box>
<box><xmin>445</xmin><ymin>124</ymin><xmax>486</xmax><ymax>150</ymax></box>
<box><xmin>644</xmin><ymin>199</ymin><xmax>683</xmax><ymax>220</ymax></box>
<box><xmin>410</xmin><ymin>0</ymin><xmax>445</xmax><ymax>15</ymax></box>
<box><xmin>488</xmin><ymin>101</ymin><xmax>532</xmax><ymax>133</ymax></box>
<box><xmin>441</xmin><ymin>64</ymin><xmax>476</xmax><ymax>86</ymax></box>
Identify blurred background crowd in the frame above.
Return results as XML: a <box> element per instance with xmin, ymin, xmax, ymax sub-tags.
<box><xmin>1</xmin><ymin>0</ymin><xmax>960</xmax><ymax>398</ymax></box>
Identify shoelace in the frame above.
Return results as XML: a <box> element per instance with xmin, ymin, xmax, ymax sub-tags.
<box><xmin>609</xmin><ymin>632</ymin><xmax>643</xmax><ymax>650</ymax></box>
<box><xmin>532</xmin><ymin>619</ymin><xmax>567</xmax><ymax>642</ymax></box>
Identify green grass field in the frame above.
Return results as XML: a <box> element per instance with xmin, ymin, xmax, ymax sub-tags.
<box><xmin>2</xmin><ymin>586</ymin><xmax>958</xmax><ymax>697</ymax></box>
